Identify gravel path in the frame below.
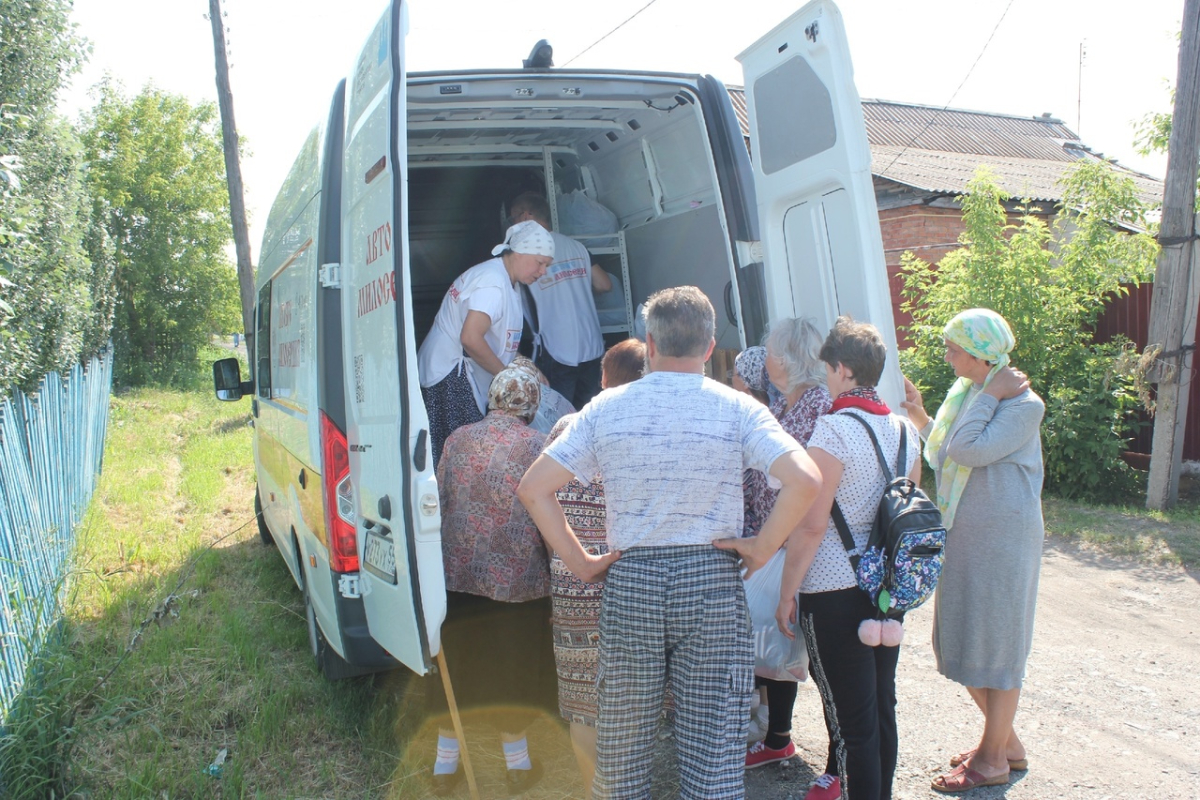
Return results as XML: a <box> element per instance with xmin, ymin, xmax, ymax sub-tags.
<box><xmin>746</xmin><ymin>537</ymin><xmax>1200</xmax><ymax>799</ymax></box>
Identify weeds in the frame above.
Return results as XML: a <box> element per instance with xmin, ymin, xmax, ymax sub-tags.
<box><xmin>0</xmin><ymin>629</ymin><xmax>79</xmax><ymax>798</ymax></box>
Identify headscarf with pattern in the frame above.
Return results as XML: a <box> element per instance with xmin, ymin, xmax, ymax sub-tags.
<box><xmin>490</xmin><ymin>220</ymin><xmax>555</xmax><ymax>258</ymax></box>
<box><xmin>734</xmin><ymin>346</ymin><xmax>769</xmax><ymax>393</ymax></box>
<box><xmin>924</xmin><ymin>308</ymin><xmax>1016</xmax><ymax>528</ymax></box>
<box><xmin>487</xmin><ymin>366</ymin><xmax>541</xmax><ymax>424</ymax></box>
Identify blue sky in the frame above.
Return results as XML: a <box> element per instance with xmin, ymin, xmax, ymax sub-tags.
<box><xmin>61</xmin><ymin>0</ymin><xmax>1182</xmax><ymax>252</ymax></box>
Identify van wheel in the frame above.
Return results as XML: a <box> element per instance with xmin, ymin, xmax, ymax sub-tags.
<box><xmin>301</xmin><ymin>569</ymin><xmax>361</xmax><ymax>681</ymax></box>
<box><xmin>254</xmin><ymin>488</ymin><xmax>274</xmax><ymax>546</ymax></box>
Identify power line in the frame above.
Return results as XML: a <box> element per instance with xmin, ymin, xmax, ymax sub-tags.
<box><xmin>877</xmin><ymin>0</ymin><xmax>1018</xmax><ymax>179</ymax></box>
<box><xmin>562</xmin><ymin>0</ymin><xmax>662</xmax><ymax>67</ymax></box>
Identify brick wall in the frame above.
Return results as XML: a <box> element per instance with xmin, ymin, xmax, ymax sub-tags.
<box><xmin>878</xmin><ymin>204</ymin><xmax>1053</xmax><ymax>345</ymax></box>
<box><xmin>879</xmin><ymin>206</ymin><xmax>967</xmax><ymax>344</ymax></box>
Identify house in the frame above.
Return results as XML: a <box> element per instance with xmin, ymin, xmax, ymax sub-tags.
<box><xmin>725</xmin><ymin>91</ymin><xmax>1182</xmax><ymax>458</ymax></box>
<box><xmin>726</xmin><ymin>91</ymin><xmax>1163</xmax><ymax>333</ymax></box>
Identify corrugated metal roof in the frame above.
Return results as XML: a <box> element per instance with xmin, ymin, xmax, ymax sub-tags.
<box><xmin>862</xmin><ymin>100</ymin><xmax>1078</xmax><ymax>160</ymax></box>
<box><xmin>728</xmin><ymin>88</ymin><xmax>749</xmax><ymax>144</ymax></box>
<box><xmin>871</xmin><ymin>146</ymin><xmax>1163</xmax><ymax>206</ymax></box>
<box><xmin>724</xmin><ymin>88</ymin><xmax>1163</xmax><ymax>205</ymax></box>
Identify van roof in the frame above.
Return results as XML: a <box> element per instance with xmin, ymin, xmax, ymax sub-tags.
<box><xmin>407</xmin><ymin>68</ymin><xmax>708</xmax><ymax>84</ymax></box>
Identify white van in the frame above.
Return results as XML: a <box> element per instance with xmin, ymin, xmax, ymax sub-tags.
<box><xmin>214</xmin><ymin>0</ymin><xmax>902</xmax><ymax>680</ymax></box>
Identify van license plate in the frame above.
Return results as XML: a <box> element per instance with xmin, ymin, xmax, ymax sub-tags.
<box><xmin>363</xmin><ymin>529</ymin><xmax>397</xmax><ymax>584</ymax></box>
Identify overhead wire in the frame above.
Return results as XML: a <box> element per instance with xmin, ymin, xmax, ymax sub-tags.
<box><xmin>876</xmin><ymin>0</ymin><xmax>1019</xmax><ymax>179</ymax></box>
<box><xmin>562</xmin><ymin>0</ymin><xmax>663</xmax><ymax>67</ymax></box>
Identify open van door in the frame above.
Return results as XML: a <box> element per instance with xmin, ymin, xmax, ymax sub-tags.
<box><xmin>339</xmin><ymin>0</ymin><xmax>446</xmax><ymax>676</ymax></box>
<box><xmin>738</xmin><ymin>0</ymin><xmax>904</xmax><ymax>407</ymax></box>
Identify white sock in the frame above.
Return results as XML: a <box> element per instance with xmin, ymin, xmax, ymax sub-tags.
<box><xmin>434</xmin><ymin>734</ymin><xmax>459</xmax><ymax>775</ymax></box>
<box><xmin>502</xmin><ymin>737</ymin><xmax>532</xmax><ymax>771</ymax></box>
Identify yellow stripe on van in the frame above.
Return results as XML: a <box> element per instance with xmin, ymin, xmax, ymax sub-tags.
<box><xmin>257</xmin><ymin>429</ymin><xmax>327</xmax><ymax>549</ymax></box>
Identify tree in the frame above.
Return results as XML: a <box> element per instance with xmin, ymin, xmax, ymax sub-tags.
<box><xmin>0</xmin><ymin>0</ymin><xmax>113</xmax><ymax>397</ymax></box>
<box><xmin>82</xmin><ymin>83</ymin><xmax>241</xmax><ymax>387</ymax></box>
<box><xmin>900</xmin><ymin>163</ymin><xmax>1160</xmax><ymax>501</ymax></box>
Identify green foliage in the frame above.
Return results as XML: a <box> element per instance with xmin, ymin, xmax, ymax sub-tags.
<box><xmin>0</xmin><ymin>0</ymin><xmax>113</xmax><ymax>397</ymax></box>
<box><xmin>0</xmin><ymin>629</ymin><xmax>83</xmax><ymax>799</ymax></box>
<box><xmin>900</xmin><ymin>164</ymin><xmax>1159</xmax><ymax>501</ymax></box>
<box><xmin>1134</xmin><ymin>107</ymin><xmax>1172</xmax><ymax>159</ymax></box>
<box><xmin>0</xmin><ymin>0</ymin><xmax>87</xmax><ymax>114</ymax></box>
<box><xmin>1132</xmin><ymin>67</ymin><xmax>1200</xmax><ymax>207</ymax></box>
<box><xmin>81</xmin><ymin>82</ymin><xmax>240</xmax><ymax>388</ymax></box>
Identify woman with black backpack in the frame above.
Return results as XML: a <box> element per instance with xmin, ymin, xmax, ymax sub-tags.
<box><xmin>720</xmin><ymin>316</ymin><xmax>921</xmax><ymax>800</ymax></box>
<box><xmin>901</xmin><ymin>308</ymin><xmax>1044</xmax><ymax>794</ymax></box>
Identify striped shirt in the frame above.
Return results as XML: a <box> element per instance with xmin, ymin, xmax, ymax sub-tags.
<box><xmin>544</xmin><ymin>371</ymin><xmax>799</xmax><ymax>550</ymax></box>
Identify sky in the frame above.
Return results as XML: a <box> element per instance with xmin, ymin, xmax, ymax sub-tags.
<box><xmin>60</xmin><ymin>0</ymin><xmax>1184</xmax><ymax>254</ymax></box>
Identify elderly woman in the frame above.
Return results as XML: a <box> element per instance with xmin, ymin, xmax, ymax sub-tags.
<box><xmin>739</xmin><ymin>320</ymin><xmax>835</xmax><ymax>787</ymax></box>
<box><xmin>720</xmin><ymin>316</ymin><xmax>919</xmax><ymax>800</ymax></box>
<box><xmin>509</xmin><ymin>355</ymin><xmax>576</xmax><ymax>434</ymax></box>
<box><xmin>544</xmin><ymin>338</ymin><xmax>645</xmax><ymax>790</ymax></box>
<box><xmin>428</xmin><ymin>366</ymin><xmax>552</xmax><ymax>796</ymax></box>
<box><xmin>417</xmin><ymin>220</ymin><xmax>554</xmax><ymax>465</ymax></box>
<box><xmin>900</xmin><ymin>309</ymin><xmax>1044</xmax><ymax>794</ymax></box>
<box><xmin>733</xmin><ymin>345</ymin><xmax>783</xmax><ymax>407</ymax></box>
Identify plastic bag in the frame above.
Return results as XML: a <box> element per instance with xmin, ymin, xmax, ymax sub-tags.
<box><xmin>747</xmin><ymin>690</ymin><xmax>770</xmax><ymax>744</ymax></box>
<box><xmin>557</xmin><ymin>190</ymin><xmax>618</xmax><ymax>236</ymax></box>
<box><xmin>744</xmin><ymin>548</ymin><xmax>808</xmax><ymax>682</ymax></box>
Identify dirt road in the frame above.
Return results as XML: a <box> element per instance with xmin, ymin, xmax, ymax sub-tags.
<box><xmin>746</xmin><ymin>537</ymin><xmax>1200</xmax><ymax>799</ymax></box>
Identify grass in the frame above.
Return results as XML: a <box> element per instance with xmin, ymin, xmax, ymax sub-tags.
<box><xmin>2</xmin><ymin>351</ymin><xmax>587</xmax><ymax>799</ymax></box>
<box><xmin>1043</xmin><ymin>486</ymin><xmax>1200</xmax><ymax>569</ymax></box>
<box><xmin>3</xmin><ymin>354</ymin><xmax>1198</xmax><ymax>797</ymax></box>
<box><xmin>52</xmin><ymin>380</ymin><xmax>426</xmax><ymax>797</ymax></box>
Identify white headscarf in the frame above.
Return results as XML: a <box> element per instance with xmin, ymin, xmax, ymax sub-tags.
<box><xmin>491</xmin><ymin>220</ymin><xmax>555</xmax><ymax>258</ymax></box>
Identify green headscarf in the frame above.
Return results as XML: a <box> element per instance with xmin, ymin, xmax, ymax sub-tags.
<box><xmin>924</xmin><ymin>308</ymin><xmax>1016</xmax><ymax>528</ymax></box>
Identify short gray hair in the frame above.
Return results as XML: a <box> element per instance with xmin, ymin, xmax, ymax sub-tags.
<box><xmin>764</xmin><ymin>317</ymin><xmax>826</xmax><ymax>393</ymax></box>
<box><xmin>643</xmin><ymin>286</ymin><xmax>714</xmax><ymax>358</ymax></box>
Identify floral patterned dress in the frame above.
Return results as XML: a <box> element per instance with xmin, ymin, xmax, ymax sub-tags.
<box><xmin>742</xmin><ymin>385</ymin><xmax>833</xmax><ymax>537</ymax></box>
<box><xmin>437</xmin><ymin>412</ymin><xmax>549</xmax><ymax>602</ymax></box>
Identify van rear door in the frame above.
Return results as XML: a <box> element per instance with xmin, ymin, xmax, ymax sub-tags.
<box><xmin>738</xmin><ymin>0</ymin><xmax>904</xmax><ymax>406</ymax></box>
<box><xmin>340</xmin><ymin>0</ymin><xmax>446</xmax><ymax>676</ymax></box>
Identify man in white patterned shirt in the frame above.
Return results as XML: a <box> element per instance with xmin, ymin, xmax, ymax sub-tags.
<box><xmin>519</xmin><ymin>286</ymin><xmax>822</xmax><ymax>799</ymax></box>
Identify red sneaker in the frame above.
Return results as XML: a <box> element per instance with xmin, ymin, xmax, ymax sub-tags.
<box><xmin>804</xmin><ymin>772</ymin><xmax>842</xmax><ymax>800</ymax></box>
<box><xmin>744</xmin><ymin>739</ymin><xmax>796</xmax><ymax>769</ymax></box>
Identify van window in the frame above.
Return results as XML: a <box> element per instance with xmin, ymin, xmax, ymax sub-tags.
<box><xmin>256</xmin><ymin>282</ymin><xmax>272</xmax><ymax>399</ymax></box>
<box><xmin>752</xmin><ymin>56</ymin><xmax>837</xmax><ymax>175</ymax></box>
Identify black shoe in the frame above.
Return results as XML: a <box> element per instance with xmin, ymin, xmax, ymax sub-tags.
<box><xmin>505</xmin><ymin>760</ymin><xmax>544</xmax><ymax>796</ymax></box>
<box><xmin>430</xmin><ymin>764</ymin><xmax>463</xmax><ymax>797</ymax></box>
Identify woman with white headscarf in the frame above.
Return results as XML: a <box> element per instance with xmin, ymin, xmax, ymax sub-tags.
<box><xmin>901</xmin><ymin>308</ymin><xmax>1045</xmax><ymax>794</ymax></box>
<box><xmin>418</xmin><ymin>220</ymin><xmax>555</xmax><ymax>465</ymax></box>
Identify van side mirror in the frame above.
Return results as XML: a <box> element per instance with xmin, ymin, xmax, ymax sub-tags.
<box><xmin>213</xmin><ymin>357</ymin><xmax>252</xmax><ymax>401</ymax></box>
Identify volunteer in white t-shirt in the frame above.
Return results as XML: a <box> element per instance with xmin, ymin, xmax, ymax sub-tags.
<box><xmin>418</xmin><ymin>220</ymin><xmax>554</xmax><ymax>465</ymax></box>
<box><xmin>509</xmin><ymin>192</ymin><xmax>613</xmax><ymax>408</ymax></box>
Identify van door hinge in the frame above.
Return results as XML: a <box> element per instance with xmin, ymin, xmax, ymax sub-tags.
<box><xmin>319</xmin><ymin>262</ymin><xmax>341</xmax><ymax>288</ymax></box>
<box><xmin>735</xmin><ymin>241</ymin><xmax>763</xmax><ymax>268</ymax></box>
<box><xmin>338</xmin><ymin>574</ymin><xmax>361</xmax><ymax>598</ymax></box>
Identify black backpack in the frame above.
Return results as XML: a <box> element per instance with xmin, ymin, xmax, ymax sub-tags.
<box><xmin>831</xmin><ymin>413</ymin><xmax>947</xmax><ymax>620</ymax></box>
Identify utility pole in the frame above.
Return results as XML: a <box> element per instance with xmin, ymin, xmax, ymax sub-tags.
<box><xmin>1077</xmin><ymin>40</ymin><xmax>1086</xmax><ymax>134</ymax></box>
<box><xmin>208</xmin><ymin>0</ymin><xmax>256</xmax><ymax>368</ymax></box>
<box><xmin>1146</xmin><ymin>0</ymin><xmax>1200</xmax><ymax>510</ymax></box>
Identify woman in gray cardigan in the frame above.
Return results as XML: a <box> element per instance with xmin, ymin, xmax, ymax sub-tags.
<box><xmin>902</xmin><ymin>308</ymin><xmax>1045</xmax><ymax>795</ymax></box>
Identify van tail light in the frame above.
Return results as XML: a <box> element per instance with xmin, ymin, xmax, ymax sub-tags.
<box><xmin>320</xmin><ymin>411</ymin><xmax>359</xmax><ymax>574</ymax></box>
